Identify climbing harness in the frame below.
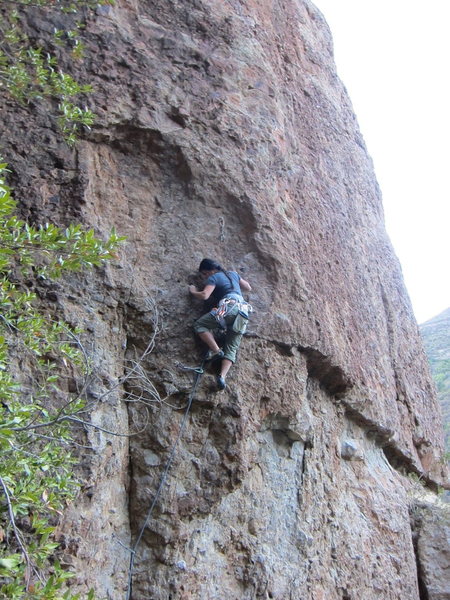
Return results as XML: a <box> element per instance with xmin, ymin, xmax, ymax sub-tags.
<box><xmin>125</xmin><ymin>352</ymin><xmax>208</xmax><ymax>600</ymax></box>
<box><xmin>210</xmin><ymin>297</ymin><xmax>253</xmax><ymax>330</ymax></box>
<box><xmin>210</xmin><ymin>297</ymin><xmax>235</xmax><ymax>329</ymax></box>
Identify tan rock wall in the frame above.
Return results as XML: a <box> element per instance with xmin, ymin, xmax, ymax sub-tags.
<box><xmin>1</xmin><ymin>0</ymin><xmax>447</xmax><ymax>598</ymax></box>
<box><xmin>129</xmin><ymin>373</ymin><xmax>423</xmax><ymax>600</ymax></box>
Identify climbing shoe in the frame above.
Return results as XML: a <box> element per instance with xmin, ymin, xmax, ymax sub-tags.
<box><xmin>206</xmin><ymin>349</ymin><xmax>224</xmax><ymax>362</ymax></box>
<box><xmin>216</xmin><ymin>375</ymin><xmax>226</xmax><ymax>391</ymax></box>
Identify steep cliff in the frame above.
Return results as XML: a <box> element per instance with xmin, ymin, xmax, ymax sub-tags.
<box><xmin>420</xmin><ymin>307</ymin><xmax>450</xmax><ymax>455</ymax></box>
<box><xmin>1</xmin><ymin>1</ymin><xmax>448</xmax><ymax>599</ymax></box>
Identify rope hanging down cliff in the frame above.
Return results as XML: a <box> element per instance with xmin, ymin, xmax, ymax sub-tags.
<box><xmin>124</xmin><ymin>353</ymin><xmax>207</xmax><ymax>600</ymax></box>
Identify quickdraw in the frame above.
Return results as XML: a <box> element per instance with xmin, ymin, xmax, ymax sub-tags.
<box><xmin>175</xmin><ymin>361</ymin><xmax>204</xmax><ymax>375</ymax></box>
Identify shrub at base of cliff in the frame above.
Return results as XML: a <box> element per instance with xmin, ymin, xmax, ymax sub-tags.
<box><xmin>0</xmin><ymin>163</ymin><xmax>124</xmax><ymax>599</ymax></box>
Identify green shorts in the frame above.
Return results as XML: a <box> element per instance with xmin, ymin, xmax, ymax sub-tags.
<box><xmin>194</xmin><ymin>304</ymin><xmax>243</xmax><ymax>363</ymax></box>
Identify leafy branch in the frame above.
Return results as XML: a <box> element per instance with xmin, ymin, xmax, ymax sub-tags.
<box><xmin>0</xmin><ymin>162</ymin><xmax>125</xmax><ymax>599</ymax></box>
<box><xmin>0</xmin><ymin>0</ymin><xmax>112</xmax><ymax>143</ymax></box>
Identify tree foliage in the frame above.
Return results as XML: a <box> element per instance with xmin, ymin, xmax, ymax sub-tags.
<box><xmin>0</xmin><ymin>162</ymin><xmax>124</xmax><ymax>599</ymax></box>
<box><xmin>0</xmin><ymin>0</ymin><xmax>111</xmax><ymax>143</ymax></box>
<box><xmin>0</xmin><ymin>1</ymin><xmax>125</xmax><ymax>596</ymax></box>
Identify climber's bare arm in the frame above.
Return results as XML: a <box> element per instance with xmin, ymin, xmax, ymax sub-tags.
<box><xmin>239</xmin><ymin>278</ymin><xmax>252</xmax><ymax>292</ymax></box>
<box><xmin>189</xmin><ymin>284</ymin><xmax>215</xmax><ymax>301</ymax></box>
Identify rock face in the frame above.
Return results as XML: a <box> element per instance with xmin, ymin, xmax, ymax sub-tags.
<box><xmin>420</xmin><ymin>307</ymin><xmax>450</xmax><ymax>455</ymax></box>
<box><xmin>1</xmin><ymin>1</ymin><xmax>448</xmax><ymax>599</ymax></box>
<box><xmin>411</xmin><ymin>497</ymin><xmax>450</xmax><ymax>600</ymax></box>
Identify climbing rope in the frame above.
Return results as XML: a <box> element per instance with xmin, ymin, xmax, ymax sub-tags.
<box><xmin>125</xmin><ymin>352</ymin><xmax>207</xmax><ymax>600</ymax></box>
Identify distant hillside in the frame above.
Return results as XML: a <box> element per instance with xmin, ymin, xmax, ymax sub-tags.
<box><xmin>420</xmin><ymin>307</ymin><xmax>450</xmax><ymax>454</ymax></box>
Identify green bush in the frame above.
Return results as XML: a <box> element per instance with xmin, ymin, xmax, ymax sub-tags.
<box><xmin>0</xmin><ymin>0</ymin><xmax>112</xmax><ymax>144</ymax></box>
<box><xmin>0</xmin><ymin>163</ymin><xmax>124</xmax><ymax>599</ymax></box>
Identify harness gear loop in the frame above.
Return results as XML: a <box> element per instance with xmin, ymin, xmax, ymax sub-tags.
<box><xmin>210</xmin><ymin>298</ymin><xmax>253</xmax><ymax>329</ymax></box>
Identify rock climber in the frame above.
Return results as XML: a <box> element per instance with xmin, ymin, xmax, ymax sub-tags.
<box><xmin>189</xmin><ymin>258</ymin><xmax>252</xmax><ymax>390</ymax></box>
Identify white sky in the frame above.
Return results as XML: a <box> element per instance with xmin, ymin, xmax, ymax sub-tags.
<box><xmin>313</xmin><ymin>0</ymin><xmax>450</xmax><ymax>324</ymax></box>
